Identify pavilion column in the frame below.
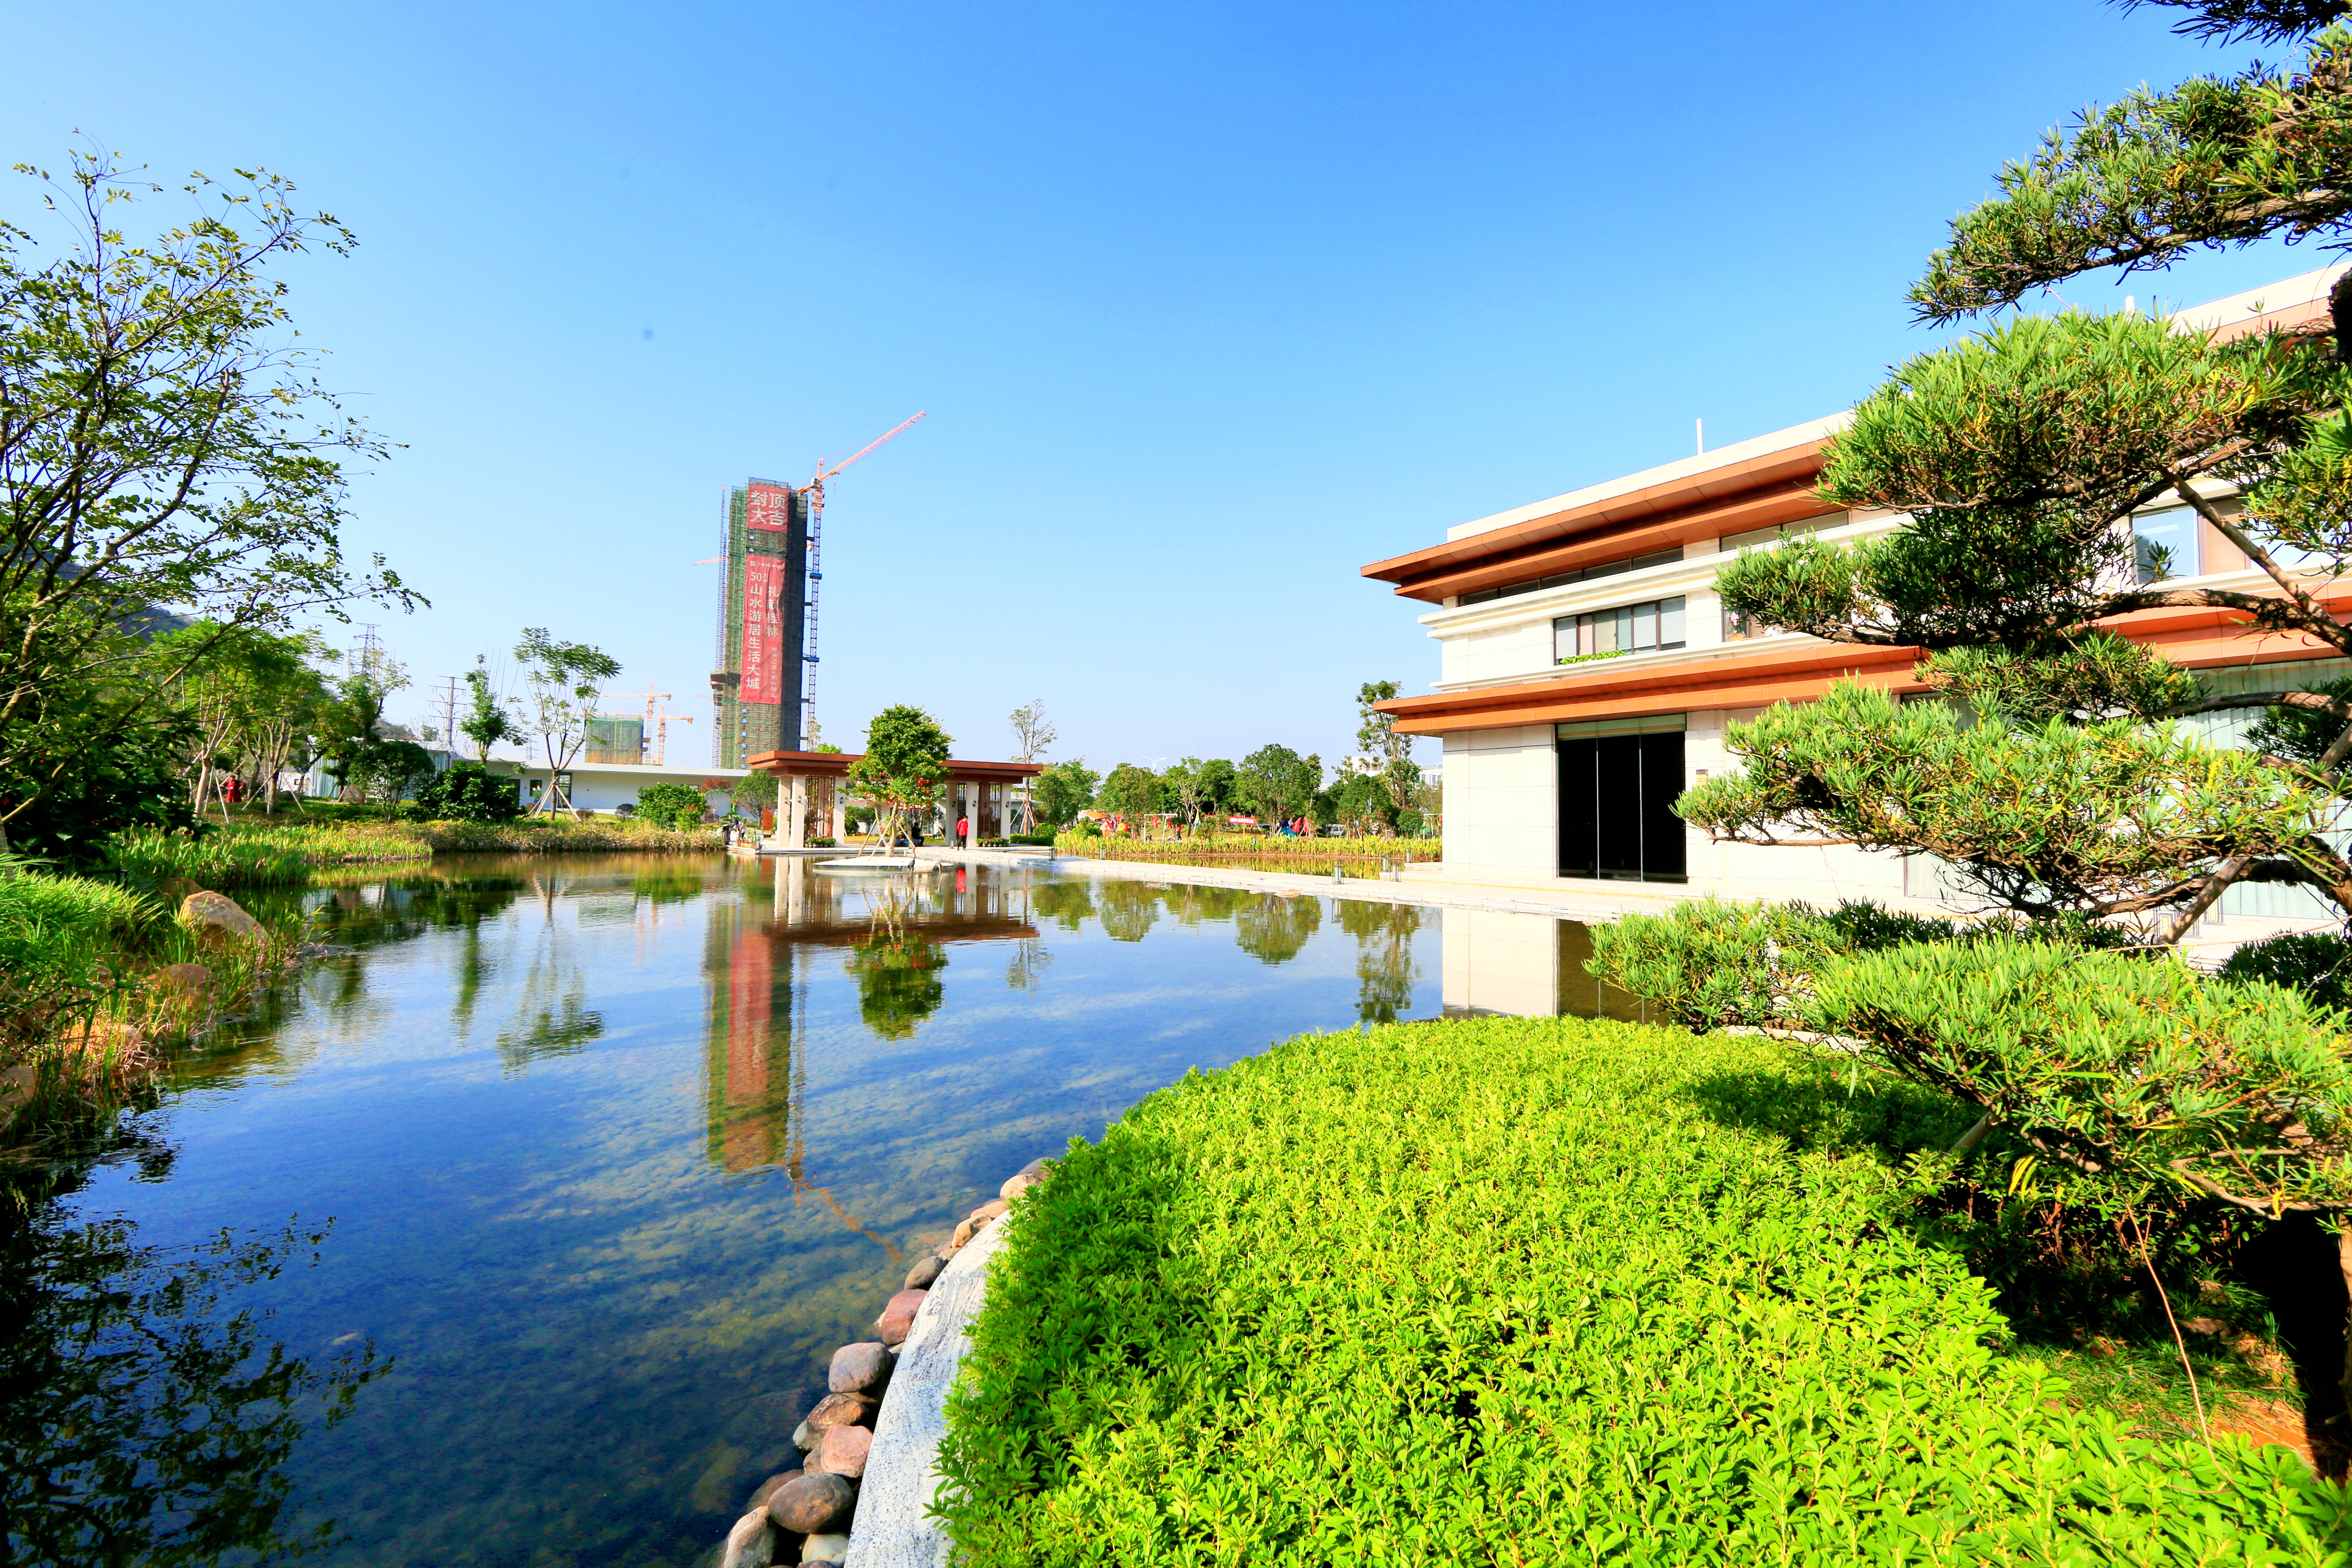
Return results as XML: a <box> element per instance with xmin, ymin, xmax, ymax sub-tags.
<box><xmin>786</xmin><ymin>775</ymin><xmax>808</xmax><ymax>850</ymax></box>
<box><xmin>830</xmin><ymin>779</ymin><xmax>847</xmax><ymax>842</ymax></box>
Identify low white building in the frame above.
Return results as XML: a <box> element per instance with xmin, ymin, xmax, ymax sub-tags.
<box><xmin>1363</xmin><ymin>266</ymin><xmax>2351</xmax><ymax>947</ymax></box>
<box><xmin>509</xmin><ymin>759</ymin><xmax>747</xmax><ymax>816</ymax></box>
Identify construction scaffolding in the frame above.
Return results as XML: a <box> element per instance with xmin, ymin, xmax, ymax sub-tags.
<box><xmin>711</xmin><ymin>479</ymin><xmax>809</xmax><ymax>767</ymax></box>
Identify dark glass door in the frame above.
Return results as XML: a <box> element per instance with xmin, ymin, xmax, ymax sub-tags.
<box><xmin>1556</xmin><ymin>728</ymin><xmax>1686</xmax><ymax>883</ymax></box>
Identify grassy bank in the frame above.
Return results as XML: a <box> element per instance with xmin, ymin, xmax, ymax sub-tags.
<box><xmin>1052</xmin><ymin>832</ymin><xmax>1439</xmax><ymax>872</ymax></box>
<box><xmin>107</xmin><ymin>815</ymin><xmax>722</xmax><ymax>887</ymax></box>
<box><xmin>937</xmin><ymin>1016</ymin><xmax>2348</xmax><ymax>1564</ymax></box>
<box><xmin>0</xmin><ymin>865</ymin><xmax>307</xmax><ymax>1156</ymax></box>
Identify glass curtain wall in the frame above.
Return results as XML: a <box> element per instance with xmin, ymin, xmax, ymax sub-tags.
<box><xmin>1556</xmin><ymin>714</ymin><xmax>1687</xmax><ymax>882</ymax></box>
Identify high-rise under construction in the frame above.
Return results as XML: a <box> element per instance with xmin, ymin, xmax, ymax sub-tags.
<box><xmin>711</xmin><ymin>478</ymin><xmax>809</xmax><ymax>766</ymax></box>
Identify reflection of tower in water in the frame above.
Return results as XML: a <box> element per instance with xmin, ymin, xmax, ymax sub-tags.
<box><xmin>702</xmin><ymin>877</ymin><xmax>809</xmax><ymax>1175</ymax></box>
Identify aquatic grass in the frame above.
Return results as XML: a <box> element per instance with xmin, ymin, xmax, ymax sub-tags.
<box><xmin>0</xmin><ymin>869</ymin><xmax>157</xmax><ymax>1047</ymax></box>
<box><xmin>937</xmin><ymin>1016</ymin><xmax>2352</xmax><ymax>1564</ymax></box>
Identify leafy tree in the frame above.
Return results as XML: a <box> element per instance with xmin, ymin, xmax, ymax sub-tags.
<box><xmin>1673</xmin><ymin>0</ymin><xmax>2352</xmax><ymax>1422</ymax></box>
<box><xmin>1009</xmin><ymin>698</ymin><xmax>1055</xmax><ymax>833</ymax></box>
<box><xmin>148</xmin><ymin>622</ymin><xmax>329</xmax><ymax>817</ymax></box>
<box><xmin>1236</xmin><ymin>744</ymin><xmax>1322</xmax><ymax>827</ymax></box>
<box><xmin>458</xmin><ymin>658</ymin><xmax>518</xmax><ymax>762</ymax></box>
<box><xmin>316</xmin><ymin>651</ymin><xmax>408</xmax><ymax>804</ymax></box>
<box><xmin>1355</xmin><ymin>680</ymin><xmax>1422</xmax><ymax>826</ymax></box>
<box><xmin>1095</xmin><ymin>763</ymin><xmax>1165</xmax><ymax>829</ymax></box>
<box><xmin>0</xmin><ymin>149</ymin><xmax>418</xmax><ymax>850</ymax></box>
<box><xmin>849</xmin><ymin>704</ymin><xmax>952</xmax><ymax>846</ymax></box>
<box><xmin>514</xmin><ymin>629</ymin><xmax>620</xmax><ymax>817</ymax></box>
<box><xmin>1031</xmin><ymin>758</ymin><xmax>1099</xmax><ymax>828</ymax></box>
<box><xmin>1193</xmin><ymin>757</ymin><xmax>1238</xmax><ymax>818</ymax></box>
<box><xmin>2</xmin><ymin>680</ymin><xmax>195</xmax><ymax>866</ymax></box>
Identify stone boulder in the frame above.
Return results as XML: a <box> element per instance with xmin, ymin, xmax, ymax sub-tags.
<box><xmin>1001</xmin><ymin>1156</ymin><xmax>1055</xmax><ymax>1204</ymax></box>
<box><xmin>876</xmin><ymin>1289</ymin><xmax>927</xmax><ymax>1347</ymax></box>
<box><xmin>804</xmin><ymin>1391</ymin><xmax>876</xmax><ymax>1434</ymax></box>
<box><xmin>179</xmin><ymin>891</ymin><xmax>266</xmax><ymax>951</ymax></box>
<box><xmin>718</xmin><ymin>1508</ymin><xmax>775</xmax><ymax>1568</ymax></box>
<box><xmin>903</xmin><ymin>1252</ymin><xmax>945</xmax><ymax>1291</ymax></box>
<box><xmin>827</xmin><ymin>1342</ymin><xmax>892</xmax><ymax>1396</ymax></box>
<box><xmin>747</xmin><ymin>1469</ymin><xmax>803</xmax><ymax>1512</ymax></box>
<box><xmin>767</xmin><ymin>1471</ymin><xmax>855</xmax><ymax>1534</ymax></box>
<box><xmin>801</xmin><ymin>1536</ymin><xmax>851</xmax><ymax>1565</ymax></box>
<box><xmin>815</xmin><ymin>1423</ymin><xmax>871</xmax><ymax>1479</ymax></box>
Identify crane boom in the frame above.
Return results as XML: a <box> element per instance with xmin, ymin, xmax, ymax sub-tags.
<box><xmin>800</xmin><ymin>410</ymin><xmax>925</xmax><ymax>744</ymax></box>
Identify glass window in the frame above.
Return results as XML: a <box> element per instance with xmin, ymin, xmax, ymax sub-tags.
<box><xmin>1554</xmin><ymin>597</ymin><xmax>1686</xmax><ymax>663</ymax></box>
<box><xmin>2134</xmin><ymin>506</ymin><xmax>2200</xmax><ymax>583</ymax></box>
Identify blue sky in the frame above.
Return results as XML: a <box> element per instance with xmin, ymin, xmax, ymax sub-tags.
<box><xmin>3</xmin><ymin>1</ymin><xmax>2326</xmax><ymax>772</ymax></box>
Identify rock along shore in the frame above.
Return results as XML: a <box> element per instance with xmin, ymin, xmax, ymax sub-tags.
<box><xmin>714</xmin><ymin>1156</ymin><xmax>1053</xmax><ymax>1568</ymax></box>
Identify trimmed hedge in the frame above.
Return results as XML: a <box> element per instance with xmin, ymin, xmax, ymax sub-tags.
<box><xmin>935</xmin><ymin>1017</ymin><xmax>2349</xmax><ymax>1565</ymax></box>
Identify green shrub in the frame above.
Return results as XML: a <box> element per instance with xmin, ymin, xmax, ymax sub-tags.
<box><xmin>937</xmin><ymin>1018</ymin><xmax>2346</xmax><ymax>1563</ymax></box>
<box><xmin>409</xmin><ymin>762</ymin><xmax>522</xmax><ymax>822</ymax></box>
<box><xmin>1807</xmin><ymin>938</ymin><xmax>2352</xmax><ymax>1215</ymax></box>
<box><xmin>2218</xmin><ymin>928</ymin><xmax>2352</xmax><ymax>1014</ymax></box>
<box><xmin>1585</xmin><ymin>896</ymin><xmax>1865</xmax><ymax>1031</ymax></box>
<box><xmin>634</xmin><ymin>782</ymin><xmax>708</xmax><ymax>830</ymax></box>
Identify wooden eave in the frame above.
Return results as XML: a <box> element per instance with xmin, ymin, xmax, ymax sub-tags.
<box><xmin>1373</xmin><ymin>581</ymin><xmax>2352</xmax><ymax>736</ymax></box>
<box><xmin>1360</xmin><ymin>440</ymin><xmax>1834</xmax><ymax>604</ymax></box>
<box><xmin>747</xmin><ymin>749</ymin><xmax>1044</xmax><ymax>782</ymax></box>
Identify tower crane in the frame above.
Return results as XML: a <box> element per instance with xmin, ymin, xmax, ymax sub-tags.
<box><xmin>799</xmin><ymin>410</ymin><xmax>925</xmax><ymax>741</ymax></box>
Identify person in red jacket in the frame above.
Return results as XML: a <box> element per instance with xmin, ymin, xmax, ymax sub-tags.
<box><xmin>956</xmin><ymin>813</ymin><xmax>970</xmax><ymax>848</ymax></box>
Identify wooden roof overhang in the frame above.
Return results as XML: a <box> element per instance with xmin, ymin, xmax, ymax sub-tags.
<box><xmin>1360</xmin><ymin>439</ymin><xmax>1839</xmax><ymax>605</ymax></box>
<box><xmin>747</xmin><ymin>749</ymin><xmax>1045</xmax><ymax>783</ymax></box>
<box><xmin>1374</xmin><ymin>582</ymin><xmax>2352</xmax><ymax>737</ymax></box>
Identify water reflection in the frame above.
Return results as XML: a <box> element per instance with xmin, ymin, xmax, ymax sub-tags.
<box><xmin>0</xmin><ymin>1149</ymin><xmax>379</xmax><ymax>1568</ymax></box>
<box><xmin>25</xmin><ymin>857</ymin><xmax>1457</xmax><ymax>1568</ymax></box>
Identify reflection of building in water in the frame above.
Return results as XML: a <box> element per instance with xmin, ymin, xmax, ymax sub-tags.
<box><xmin>1441</xmin><ymin>908</ymin><xmax>1651</xmax><ymax>1021</ymax></box>
<box><xmin>700</xmin><ymin>859</ymin><xmax>1044</xmax><ymax>1172</ymax></box>
<box><xmin>704</xmin><ymin>897</ymin><xmax>802</xmax><ymax>1173</ymax></box>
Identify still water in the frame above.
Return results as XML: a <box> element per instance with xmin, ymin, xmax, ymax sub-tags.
<box><xmin>7</xmin><ymin>856</ymin><xmax>1652</xmax><ymax>1568</ymax></box>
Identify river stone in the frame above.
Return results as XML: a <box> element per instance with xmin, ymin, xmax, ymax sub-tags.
<box><xmin>718</xmin><ymin>1509</ymin><xmax>775</xmax><ymax>1568</ymax></box>
<box><xmin>801</xmin><ymin>1536</ymin><xmax>851</xmax><ymax>1564</ymax></box>
<box><xmin>828</xmin><ymin>1341</ymin><xmax>891</xmax><ymax>1395</ymax></box>
<box><xmin>1000</xmin><ymin>1160</ymin><xmax>1053</xmax><ymax>1204</ymax></box>
<box><xmin>903</xmin><ymin>1253</ymin><xmax>944</xmax><ymax>1290</ymax></box>
<box><xmin>950</xmin><ymin>1217</ymin><xmax>977</xmax><ymax>1248</ymax></box>
<box><xmin>766</xmin><ymin>1471</ymin><xmax>855</xmax><ymax>1534</ymax></box>
<box><xmin>969</xmin><ymin>1197</ymin><xmax>1010</xmax><ymax>1225</ymax></box>
<box><xmin>748</xmin><ymin>1469</ymin><xmax>803</xmax><ymax>1511</ymax></box>
<box><xmin>791</xmin><ymin>1420</ymin><xmax>814</xmax><ymax>1451</ymax></box>
<box><xmin>876</xmin><ymin>1289</ymin><xmax>927</xmax><ymax>1347</ymax></box>
<box><xmin>179</xmin><ymin>891</ymin><xmax>266</xmax><ymax>950</ymax></box>
<box><xmin>805</xmin><ymin>1391</ymin><xmax>876</xmax><ymax>1433</ymax></box>
<box><xmin>817</xmin><ymin>1422</ymin><xmax>872</xmax><ymax>1479</ymax></box>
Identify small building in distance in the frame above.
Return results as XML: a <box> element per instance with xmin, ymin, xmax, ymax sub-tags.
<box><xmin>1362</xmin><ymin>265</ymin><xmax>2350</xmax><ymax>944</ymax></box>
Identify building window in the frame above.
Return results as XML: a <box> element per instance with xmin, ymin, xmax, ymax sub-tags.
<box><xmin>1555</xmin><ymin>597</ymin><xmax>1685</xmax><ymax>662</ymax></box>
<box><xmin>1722</xmin><ymin>606</ymin><xmax>1776</xmax><ymax>641</ymax></box>
<box><xmin>1457</xmin><ymin>547</ymin><xmax>1683</xmax><ymax>607</ymax></box>
<box><xmin>1556</xmin><ymin>715</ymin><xmax>1687</xmax><ymax>883</ymax></box>
<box><xmin>2133</xmin><ymin>505</ymin><xmax>2200</xmax><ymax>583</ymax></box>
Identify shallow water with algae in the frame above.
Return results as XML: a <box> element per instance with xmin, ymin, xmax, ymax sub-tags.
<box><xmin>3</xmin><ymin>856</ymin><xmax>1440</xmax><ymax>1568</ymax></box>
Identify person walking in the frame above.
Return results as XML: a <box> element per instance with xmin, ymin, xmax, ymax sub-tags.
<box><xmin>956</xmin><ymin>813</ymin><xmax>970</xmax><ymax>848</ymax></box>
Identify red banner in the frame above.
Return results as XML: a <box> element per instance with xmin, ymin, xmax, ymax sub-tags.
<box><xmin>741</xmin><ymin>554</ymin><xmax>786</xmax><ymax>705</ymax></box>
<box><xmin>745</xmin><ymin>483</ymin><xmax>791</xmax><ymax>532</ymax></box>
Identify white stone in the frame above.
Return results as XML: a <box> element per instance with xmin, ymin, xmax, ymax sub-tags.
<box><xmin>803</xmin><ymin>1535</ymin><xmax>851</xmax><ymax>1563</ymax></box>
<box><xmin>842</xmin><ymin>1216</ymin><xmax>1010</xmax><ymax>1568</ymax></box>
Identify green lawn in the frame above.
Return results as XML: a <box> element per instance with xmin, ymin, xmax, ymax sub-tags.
<box><xmin>937</xmin><ymin>1016</ymin><xmax>2349</xmax><ymax>1565</ymax></box>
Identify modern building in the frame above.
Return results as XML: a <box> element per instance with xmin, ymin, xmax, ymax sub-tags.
<box><xmin>1365</xmin><ymin>265</ymin><xmax>2351</xmax><ymax>941</ymax></box>
<box><xmin>712</xmin><ymin>479</ymin><xmax>812</xmax><ymax>766</ymax></box>
<box><xmin>511</xmin><ymin>759</ymin><xmax>748</xmax><ymax>816</ymax></box>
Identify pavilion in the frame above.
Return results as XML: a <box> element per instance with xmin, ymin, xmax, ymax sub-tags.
<box><xmin>745</xmin><ymin>749</ymin><xmax>1045</xmax><ymax>848</ymax></box>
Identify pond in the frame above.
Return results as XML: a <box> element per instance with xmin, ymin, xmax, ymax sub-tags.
<box><xmin>2</xmin><ymin>856</ymin><xmax>1636</xmax><ymax>1567</ymax></box>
